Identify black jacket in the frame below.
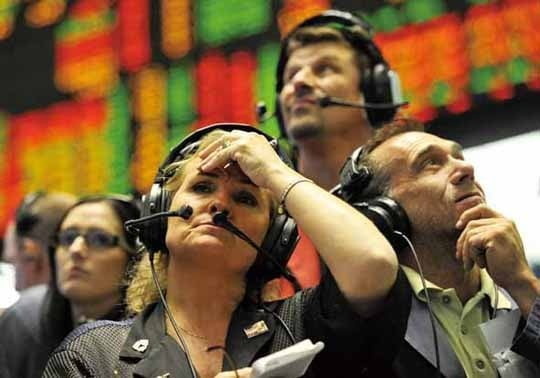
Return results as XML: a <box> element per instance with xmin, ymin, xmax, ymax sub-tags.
<box><xmin>43</xmin><ymin>271</ymin><xmax>412</xmax><ymax>378</ymax></box>
<box><xmin>0</xmin><ymin>284</ymin><xmax>125</xmax><ymax>378</ymax></box>
<box><xmin>0</xmin><ymin>285</ymin><xmax>50</xmax><ymax>378</ymax></box>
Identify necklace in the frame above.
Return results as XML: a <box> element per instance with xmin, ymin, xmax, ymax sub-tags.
<box><xmin>176</xmin><ymin>323</ymin><xmax>207</xmax><ymax>340</ymax></box>
<box><xmin>164</xmin><ymin>313</ymin><xmax>207</xmax><ymax>340</ymax></box>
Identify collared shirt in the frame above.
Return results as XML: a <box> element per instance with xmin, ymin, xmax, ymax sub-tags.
<box><xmin>402</xmin><ymin>265</ymin><xmax>513</xmax><ymax>378</ymax></box>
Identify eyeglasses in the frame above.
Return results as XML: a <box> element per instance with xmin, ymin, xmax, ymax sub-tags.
<box><xmin>56</xmin><ymin>228</ymin><xmax>128</xmax><ymax>250</ymax></box>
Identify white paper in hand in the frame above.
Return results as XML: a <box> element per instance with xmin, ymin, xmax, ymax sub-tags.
<box><xmin>250</xmin><ymin>339</ymin><xmax>324</xmax><ymax>378</ymax></box>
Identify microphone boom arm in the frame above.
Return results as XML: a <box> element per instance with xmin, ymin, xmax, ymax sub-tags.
<box><xmin>125</xmin><ymin>205</ymin><xmax>193</xmax><ymax>234</ymax></box>
<box><xmin>319</xmin><ymin>96</ymin><xmax>408</xmax><ymax>109</ymax></box>
<box><xmin>212</xmin><ymin>212</ymin><xmax>299</xmax><ymax>286</ymax></box>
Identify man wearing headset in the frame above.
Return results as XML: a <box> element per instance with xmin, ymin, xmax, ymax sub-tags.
<box><xmin>338</xmin><ymin>118</ymin><xmax>540</xmax><ymax>377</ymax></box>
<box><xmin>276</xmin><ymin>9</ymin><xmax>401</xmax><ymax>191</ymax></box>
<box><xmin>274</xmin><ymin>9</ymin><xmax>403</xmax><ymax>295</ymax></box>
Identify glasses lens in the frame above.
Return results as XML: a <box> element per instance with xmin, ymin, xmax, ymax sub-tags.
<box><xmin>57</xmin><ymin>229</ymin><xmax>80</xmax><ymax>247</ymax></box>
<box><xmin>85</xmin><ymin>230</ymin><xmax>118</xmax><ymax>249</ymax></box>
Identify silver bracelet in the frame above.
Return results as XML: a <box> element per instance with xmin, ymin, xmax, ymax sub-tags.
<box><xmin>279</xmin><ymin>178</ymin><xmax>313</xmax><ymax>213</ymax></box>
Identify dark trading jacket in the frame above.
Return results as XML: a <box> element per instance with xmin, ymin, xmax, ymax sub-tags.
<box><xmin>0</xmin><ymin>284</ymin><xmax>125</xmax><ymax>378</ymax></box>
<box><xmin>0</xmin><ymin>285</ymin><xmax>48</xmax><ymax>378</ymax></box>
<box><xmin>43</xmin><ymin>270</ymin><xmax>412</xmax><ymax>378</ymax></box>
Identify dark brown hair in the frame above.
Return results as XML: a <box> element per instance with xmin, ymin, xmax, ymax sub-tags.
<box><xmin>354</xmin><ymin>118</ymin><xmax>426</xmax><ymax>200</ymax></box>
<box><xmin>283</xmin><ymin>26</ymin><xmax>370</xmax><ymax>86</ymax></box>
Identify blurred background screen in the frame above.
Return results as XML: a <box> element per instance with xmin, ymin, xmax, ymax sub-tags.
<box><xmin>0</xmin><ymin>0</ymin><xmax>538</xmax><ymax>265</ymax></box>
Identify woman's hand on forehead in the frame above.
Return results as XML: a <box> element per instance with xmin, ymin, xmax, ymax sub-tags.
<box><xmin>197</xmin><ymin>130</ymin><xmax>289</xmax><ymax>190</ymax></box>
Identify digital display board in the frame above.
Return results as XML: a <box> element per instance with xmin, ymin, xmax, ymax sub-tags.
<box><xmin>0</xmin><ymin>0</ymin><xmax>539</xmax><ymax>232</ymax></box>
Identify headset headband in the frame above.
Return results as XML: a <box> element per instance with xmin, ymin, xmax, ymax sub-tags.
<box><xmin>275</xmin><ymin>9</ymin><xmax>401</xmax><ymax>131</ymax></box>
<box><xmin>276</xmin><ymin>9</ymin><xmax>387</xmax><ymax>93</ymax></box>
<box><xmin>156</xmin><ymin>123</ymin><xmax>293</xmax><ymax>183</ymax></box>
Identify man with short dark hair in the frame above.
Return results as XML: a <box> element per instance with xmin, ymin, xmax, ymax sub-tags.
<box><xmin>275</xmin><ymin>9</ymin><xmax>403</xmax><ymax>295</ymax></box>
<box><xmin>4</xmin><ymin>191</ymin><xmax>76</xmax><ymax>290</ymax></box>
<box><xmin>339</xmin><ymin>118</ymin><xmax>540</xmax><ymax>377</ymax></box>
<box><xmin>276</xmin><ymin>9</ymin><xmax>402</xmax><ymax>190</ymax></box>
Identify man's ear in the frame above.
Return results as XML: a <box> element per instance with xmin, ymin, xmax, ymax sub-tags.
<box><xmin>19</xmin><ymin>237</ymin><xmax>51</xmax><ymax>285</ymax></box>
<box><xmin>20</xmin><ymin>237</ymin><xmax>44</xmax><ymax>261</ymax></box>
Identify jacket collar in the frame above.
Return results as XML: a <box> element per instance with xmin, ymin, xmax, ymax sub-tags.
<box><xmin>119</xmin><ymin>301</ymin><xmax>277</xmax><ymax>377</ymax></box>
<box><xmin>223</xmin><ymin>302</ymin><xmax>276</xmax><ymax>367</ymax></box>
<box><xmin>406</xmin><ymin>294</ymin><xmax>466</xmax><ymax>378</ymax></box>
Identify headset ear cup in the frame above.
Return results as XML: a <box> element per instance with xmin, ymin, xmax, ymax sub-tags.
<box><xmin>352</xmin><ymin>197</ymin><xmax>410</xmax><ymax>252</ymax></box>
<box><xmin>252</xmin><ymin>212</ymin><xmax>299</xmax><ymax>284</ymax></box>
<box><xmin>157</xmin><ymin>190</ymin><xmax>172</xmax><ymax>253</ymax></box>
<box><xmin>139</xmin><ymin>183</ymin><xmax>170</xmax><ymax>253</ymax></box>
<box><xmin>361</xmin><ymin>63</ymin><xmax>397</xmax><ymax>127</ymax></box>
<box><xmin>373</xmin><ymin>197</ymin><xmax>410</xmax><ymax>239</ymax></box>
<box><xmin>339</xmin><ymin>159</ymin><xmax>371</xmax><ymax>203</ymax></box>
<box><xmin>274</xmin><ymin>214</ymin><xmax>299</xmax><ymax>271</ymax></box>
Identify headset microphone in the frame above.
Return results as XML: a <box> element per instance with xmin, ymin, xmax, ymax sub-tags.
<box><xmin>125</xmin><ymin>204</ymin><xmax>193</xmax><ymax>234</ymax></box>
<box><xmin>318</xmin><ymin>96</ymin><xmax>408</xmax><ymax>110</ymax></box>
<box><xmin>212</xmin><ymin>211</ymin><xmax>300</xmax><ymax>288</ymax></box>
<box><xmin>256</xmin><ymin>101</ymin><xmax>276</xmax><ymax>124</ymax></box>
<box><xmin>212</xmin><ymin>211</ymin><xmax>231</xmax><ymax>227</ymax></box>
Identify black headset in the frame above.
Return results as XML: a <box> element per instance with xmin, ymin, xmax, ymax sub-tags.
<box><xmin>15</xmin><ymin>190</ymin><xmax>47</xmax><ymax>236</ymax></box>
<box><xmin>337</xmin><ymin>146</ymin><xmax>411</xmax><ymax>252</ymax></box>
<box><xmin>275</xmin><ymin>9</ymin><xmax>403</xmax><ymax>134</ymax></box>
<box><xmin>136</xmin><ymin>123</ymin><xmax>299</xmax><ymax>283</ymax></box>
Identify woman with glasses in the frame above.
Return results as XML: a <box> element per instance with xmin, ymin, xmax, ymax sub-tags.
<box><xmin>0</xmin><ymin>195</ymin><xmax>140</xmax><ymax>378</ymax></box>
<box><xmin>43</xmin><ymin>124</ymin><xmax>410</xmax><ymax>378</ymax></box>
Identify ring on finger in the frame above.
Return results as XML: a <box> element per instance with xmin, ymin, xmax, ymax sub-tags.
<box><xmin>222</xmin><ymin>140</ymin><xmax>231</xmax><ymax>148</ymax></box>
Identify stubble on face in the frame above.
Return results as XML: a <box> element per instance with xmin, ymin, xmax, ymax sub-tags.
<box><xmin>288</xmin><ymin>117</ymin><xmax>324</xmax><ymax>142</ymax></box>
<box><xmin>377</xmin><ymin>133</ymin><xmax>476</xmax><ymax>249</ymax></box>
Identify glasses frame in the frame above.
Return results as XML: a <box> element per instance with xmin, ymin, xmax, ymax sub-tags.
<box><xmin>55</xmin><ymin>228</ymin><xmax>133</xmax><ymax>252</ymax></box>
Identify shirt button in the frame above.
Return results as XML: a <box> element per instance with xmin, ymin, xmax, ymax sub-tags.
<box><xmin>475</xmin><ymin>359</ymin><xmax>485</xmax><ymax>370</ymax></box>
<box><xmin>442</xmin><ymin>296</ymin><xmax>451</xmax><ymax>304</ymax></box>
<box><xmin>461</xmin><ymin>325</ymin><xmax>468</xmax><ymax>335</ymax></box>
